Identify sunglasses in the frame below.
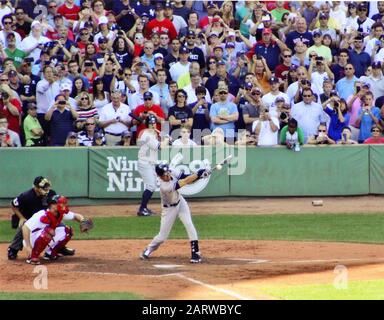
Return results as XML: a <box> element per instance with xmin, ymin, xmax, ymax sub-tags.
<box><xmin>0</xmin><ymin>78</ymin><xmax>9</xmax><ymax>81</ymax></box>
<box><xmin>144</xmin><ymin>98</ymin><xmax>152</xmax><ymax>101</ymax></box>
<box><xmin>284</xmin><ymin>55</ymin><xmax>292</xmax><ymax>58</ymax></box>
<box><xmin>144</xmin><ymin>47</ymin><xmax>153</xmax><ymax>50</ymax></box>
<box><xmin>209</xmin><ymin>61</ymin><xmax>216</xmax><ymax>64</ymax></box>
<box><xmin>81</xmin><ymin>33</ymin><xmax>89</xmax><ymax>36</ymax></box>
<box><xmin>85</xmin><ymin>123</ymin><xmax>95</xmax><ymax>126</ymax></box>
<box><xmin>49</xmin><ymin>5</ymin><xmax>57</xmax><ymax>8</ymax></box>
<box><xmin>318</xmin><ymin>129</ymin><xmax>326</xmax><ymax>132</ymax></box>
<box><xmin>125</xmin><ymin>73</ymin><xmax>132</xmax><ymax>76</ymax></box>
<box><xmin>344</xmin><ymin>67</ymin><xmax>353</xmax><ymax>70</ymax></box>
<box><xmin>187</xmin><ymin>36</ymin><xmax>196</xmax><ymax>39</ymax></box>
<box><xmin>3</xmin><ymin>21</ymin><xmax>12</xmax><ymax>25</ymax></box>
<box><xmin>81</xmin><ymin>97</ymin><xmax>89</xmax><ymax>100</ymax></box>
<box><xmin>372</xmin><ymin>129</ymin><xmax>381</xmax><ymax>132</ymax></box>
<box><xmin>219</xmin><ymin>91</ymin><xmax>228</xmax><ymax>95</ymax></box>
<box><xmin>303</xmin><ymin>95</ymin><xmax>312</xmax><ymax>97</ymax></box>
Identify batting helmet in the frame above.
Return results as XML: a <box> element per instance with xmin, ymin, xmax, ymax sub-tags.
<box><xmin>145</xmin><ymin>114</ymin><xmax>157</xmax><ymax>127</ymax></box>
<box><xmin>155</xmin><ymin>163</ymin><xmax>170</xmax><ymax>177</ymax></box>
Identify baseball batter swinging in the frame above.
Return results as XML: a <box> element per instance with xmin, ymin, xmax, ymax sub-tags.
<box><xmin>136</xmin><ymin>113</ymin><xmax>169</xmax><ymax>216</ymax></box>
<box><xmin>140</xmin><ymin>163</ymin><xmax>210</xmax><ymax>263</ymax></box>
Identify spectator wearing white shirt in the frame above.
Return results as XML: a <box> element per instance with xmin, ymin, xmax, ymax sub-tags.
<box><xmin>184</xmin><ymin>74</ymin><xmax>211</xmax><ymax>105</ymax></box>
<box><xmin>170</xmin><ymin>46</ymin><xmax>191</xmax><ymax>82</ymax></box>
<box><xmin>164</xmin><ymin>3</ymin><xmax>188</xmax><ymax>34</ymax></box>
<box><xmin>360</xmin><ymin>61</ymin><xmax>384</xmax><ymax>99</ymax></box>
<box><xmin>261</xmin><ymin>76</ymin><xmax>289</xmax><ymax>109</ymax></box>
<box><xmin>308</xmin><ymin>55</ymin><xmax>334</xmax><ymax>96</ymax></box>
<box><xmin>364</xmin><ymin>22</ymin><xmax>384</xmax><ymax>57</ymax></box>
<box><xmin>286</xmin><ymin>66</ymin><xmax>317</xmax><ymax>104</ymax></box>
<box><xmin>20</xmin><ymin>21</ymin><xmax>50</xmax><ymax>64</ymax></box>
<box><xmin>98</xmin><ymin>90</ymin><xmax>132</xmax><ymax>146</ymax></box>
<box><xmin>172</xmin><ymin>126</ymin><xmax>197</xmax><ymax>147</ymax></box>
<box><xmin>291</xmin><ymin>88</ymin><xmax>327</xmax><ymax>142</ymax></box>
<box><xmin>0</xmin><ymin>14</ymin><xmax>22</xmax><ymax>48</ymax></box>
<box><xmin>128</xmin><ymin>74</ymin><xmax>160</xmax><ymax>110</ymax></box>
<box><xmin>252</xmin><ymin>107</ymin><xmax>279</xmax><ymax>147</ymax></box>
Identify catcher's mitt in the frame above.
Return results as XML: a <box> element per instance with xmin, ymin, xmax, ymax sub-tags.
<box><xmin>80</xmin><ymin>218</ymin><xmax>94</xmax><ymax>233</ymax></box>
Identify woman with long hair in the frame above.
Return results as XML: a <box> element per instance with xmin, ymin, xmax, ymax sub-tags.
<box><xmin>91</xmin><ymin>0</ymin><xmax>108</xmax><ymax>25</ymax></box>
<box><xmin>84</xmin><ymin>43</ymin><xmax>97</xmax><ymax>61</ymax></box>
<box><xmin>92</xmin><ymin>77</ymin><xmax>110</xmax><ymax>110</ymax></box>
<box><xmin>203</xmin><ymin>57</ymin><xmax>217</xmax><ymax>84</ymax></box>
<box><xmin>220</xmin><ymin>1</ymin><xmax>235</xmax><ymax>29</ymax></box>
<box><xmin>82</xmin><ymin>59</ymin><xmax>98</xmax><ymax>90</ymax></box>
<box><xmin>75</xmin><ymin>91</ymin><xmax>99</xmax><ymax>131</ymax></box>
<box><xmin>168</xmin><ymin>89</ymin><xmax>194</xmax><ymax>135</ymax></box>
<box><xmin>344</xmin><ymin>2</ymin><xmax>359</xmax><ymax>33</ymax></box>
<box><xmin>112</xmin><ymin>36</ymin><xmax>131</xmax><ymax>69</ymax></box>
<box><xmin>71</xmin><ymin>76</ymin><xmax>87</xmax><ymax>98</ymax></box>
<box><xmin>322</xmin><ymin>34</ymin><xmax>338</xmax><ymax>62</ymax></box>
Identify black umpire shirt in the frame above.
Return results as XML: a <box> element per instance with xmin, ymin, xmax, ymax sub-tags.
<box><xmin>11</xmin><ymin>188</ymin><xmax>57</xmax><ymax>221</ymax></box>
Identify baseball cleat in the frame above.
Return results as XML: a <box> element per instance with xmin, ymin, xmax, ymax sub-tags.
<box><xmin>190</xmin><ymin>252</ymin><xmax>202</xmax><ymax>264</ymax></box>
<box><xmin>58</xmin><ymin>246</ymin><xmax>75</xmax><ymax>256</ymax></box>
<box><xmin>140</xmin><ymin>249</ymin><xmax>151</xmax><ymax>260</ymax></box>
<box><xmin>146</xmin><ymin>208</ymin><xmax>157</xmax><ymax>215</ymax></box>
<box><xmin>7</xmin><ymin>247</ymin><xmax>18</xmax><ymax>260</ymax></box>
<box><xmin>26</xmin><ymin>257</ymin><xmax>40</xmax><ymax>265</ymax></box>
<box><xmin>137</xmin><ymin>208</ymin><xmax>152</xmax><ymax>217</ymax></box>
<box><xmin>43</xmin><ymin>253</ymin><xmax>58</xmax><ymax>261</ymax></box>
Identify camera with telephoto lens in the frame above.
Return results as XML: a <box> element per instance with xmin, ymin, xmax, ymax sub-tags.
<box><xmin>1</xmin><ymin>91</ymin><xmax>9</xmax><ymax>100</ymax></box>
<box><xmin>334</xmin><ymin>101</ymin><xmax>339</xmax><ymax>108</ymax></box>
<box><xmin>58</xmin><ymin>100</ymin><xmax>66</xmax><ymax>106</ymax></box>
<box><xmin>280</xmin><ymin>112</ymin><xmax>288</xmax><ymax>120</ymax></box>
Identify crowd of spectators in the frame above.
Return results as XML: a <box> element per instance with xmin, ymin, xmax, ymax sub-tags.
<box><xmin>1</xmin><ymin>0</ymin><xmax>384</xmax><ymax>148</ymax></box>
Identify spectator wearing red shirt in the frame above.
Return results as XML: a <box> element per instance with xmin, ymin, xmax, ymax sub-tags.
<box><xmin>133</xmin><ymin>91</ymin><xmax>165</xmax><ymax>137</ymax></box>
<box><xmin>363</xmin><ymin>125</ymin><xmax>384</xmax><ymax>144</ymax></box>
<box><xmin>0</xmin><ymin>83</ymin><xmax>22</xmax><ymax>135</ymax></box>
<box><xmin>145</xmin><ymin>3</ymin><xmax>177</xmax><ymax>41</ymax></box>
<box><xmin>45</xmin><ymin>15</ymin><xmax>75</xmax><ymax>41</ymax></box>
<box><xmin>57</xmin><ymin>0</ymin><xmax>80</xmax><ymax>24</ymax></box>
<box><xmin>275</xmin><ymin>48</ymin><xmax>293</xmax><ymax>81</ymax></box>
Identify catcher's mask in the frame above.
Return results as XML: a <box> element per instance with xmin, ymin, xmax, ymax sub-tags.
<box><xmin>48</xmin><ymin>195</ymin><xmax>69</xmax><ymax>215</ymax></box>
<box><xmin>155</xmin><ymin>163</ymin><xmax>170</xmax><ymax>177</ymax></box>
<box><xmin>33</xmin><ymin>176</ymin><xmax>51</xmax><ymax>196</ymax></box>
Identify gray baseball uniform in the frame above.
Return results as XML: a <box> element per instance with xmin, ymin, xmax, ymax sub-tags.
<box><xmin>145</xmin><ymin>170</ymin><xmax>198</xmax><ymax>253</ymax></box>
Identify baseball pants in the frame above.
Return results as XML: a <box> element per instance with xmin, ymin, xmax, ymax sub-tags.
<box><xmin>9</xmin><ymin>228</ymin><xmax>24</xmax><ymax>251</ymax></box>
<box><xmin>147</xmin><ymin>197</ymin><xmax>198</xmax><ymax>252</ymax></box>
<box><xmin>23</xmin><ymin>226</ymin><xmax>69</xmax><ymax>255</ymax></box>
<box><xmin>138</xmin><ymin>160</ymin><xmax>157</xmax><ymax>192</ymax></box>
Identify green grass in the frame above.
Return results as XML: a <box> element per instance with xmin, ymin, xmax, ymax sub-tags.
<box><xmin>262</xmin><ymin>279</ymin><xmax>384</xmax><ymax>300</ymax></box>
<box><xmin>1</xmin><ymin>213</ymin><xmax>384</xmax><ymax>243</ymax></box>
<box><xmin>0</xmin><ymin>292</ymin><xmax>142</xmax><ymax>300</ymax></box>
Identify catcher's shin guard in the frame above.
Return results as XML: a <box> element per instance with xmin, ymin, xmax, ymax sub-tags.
<box><xmin>31</xmin><ymin>227</ymin><xmax>55</xmax><ymax>259</ymax></box>
<box><xmin>50</xmin><ymin>226</ymin><xmax>73</xmax><ymax>258</ymax></box>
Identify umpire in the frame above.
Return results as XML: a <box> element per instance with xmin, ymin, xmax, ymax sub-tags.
<box><xmin>7</xmin><ymin>176</ymin><xmax>74</xmax><ymax>260</ymax></box>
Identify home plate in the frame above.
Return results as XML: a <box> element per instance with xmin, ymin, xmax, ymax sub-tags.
<box><xmin>153</xmin><ymin>264</ymin><xmax>184</xmax><ymax>269</ymax></box>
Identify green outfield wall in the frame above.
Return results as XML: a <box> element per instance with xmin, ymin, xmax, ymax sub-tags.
<box><xmin>0</xmin><ymin>146</ymin><xmax>383</xmax><ymax>201</ymax></box>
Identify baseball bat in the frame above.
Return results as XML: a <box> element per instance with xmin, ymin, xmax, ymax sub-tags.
<box><xmin>129</xmin><ymin>112</ymin><xmax>143</xmax><ymax>123</ymax></box>
<box><xmin>210</xmin><ymin>154</ymin><xmax>233</xmax><ymax>172</ymax></box>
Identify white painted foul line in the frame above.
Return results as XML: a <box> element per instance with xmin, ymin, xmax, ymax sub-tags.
<box><xmin>228</xmin><ymin>258</ymin><xmax>269</xmax><ymax>264</ymax></box>
<box><xmin>153</xmin><ymin>264</ymin><xmax>184</xmax><ymax>269</ymax></box>
<box><xmin>173</xmin><ymin>273</ymin><xmax>251</xmax><ymax>300</ymax></box>
<box><xmin>268</xmin><ymin>257</ymin><xmax>384</xmax><ymax>264</ymax></box>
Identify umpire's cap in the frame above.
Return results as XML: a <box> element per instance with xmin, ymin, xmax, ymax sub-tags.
<box><xmin>155</xmin><ymin>163</ymin><xmax>170</xmax><ymax>177</ymax></box>
<box><xmin>145</xmin><ymin>114</ymin><xmax>157</xmax><ymax>127</ymax></box>
<box><xmin>34</xmin><ymin>176</ymin><xmax>51</xmax><ymax>189</ymax></box>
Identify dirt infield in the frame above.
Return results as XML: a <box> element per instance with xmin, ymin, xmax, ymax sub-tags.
<box><xmin>1</xmin><ymin>196</ymin><xmax>383</xmax><ymax>299</ymax></box>
<box><xmin>1</xmin><ymin>240</ymin><xmax>383</xmax><ymax>299</ymax></box>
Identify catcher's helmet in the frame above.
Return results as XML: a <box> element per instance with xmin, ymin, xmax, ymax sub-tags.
<box><xmin>155</xmin><ymin>163</ymin><xmax>170</xmax><ymax>177</ymax></box>
<box><xmin>48</xmin><ymin>195</ymin><xmax>69</xmax><ymax>214</ymax></box>
<box><xmin>145</xmin><ymin>114</ymin><xmax>157</xmax><ymax>127</ymax></box>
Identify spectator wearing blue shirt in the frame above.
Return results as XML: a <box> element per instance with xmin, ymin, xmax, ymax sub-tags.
<box><xmin>322</xmin><ymin>96</ymin><xmax>350</xmax><ymax>141</ymax></box>
<box><xmin>209</xmin><ymin>86</ymin><xmax>238</xmax><ymax>140</ymax></box>
<box><xmin>355</xmin><ymin>92</ymin><xmax>381</xmax><ymax>143</ymax></box>
<box><xmin>249</xmin><ymin>28</ymin><xmax>289</xmax><ymax>71</ymax></box>
<box><xmin>371</xmin><ymin>2</ymin><xmax>384</xmax><ymax>22</ymax></box>
<box><xmin>132</xmin><ymin>0</ymin><xmax>155</xmax><ymax>19</ymax></box>
<box><xmin>205</xmin><ymin>60</ymin><xmax>240</xmax><ymax>98</ymax></box>
<box><xmin>285</xmin><ymin>17</ymin><xmax>314</xmax><ymax>51</ymax></box>
<box><xmin>336</xmin><ymin>63</ymin><xmax>359</xmax><ymax>100</ymax></box>
<box><xmin>348</xmin><ymin>35</ymin><xmax>371</xmax><ymax>78</ymax></box>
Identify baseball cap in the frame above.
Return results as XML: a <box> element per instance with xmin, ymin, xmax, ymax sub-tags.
<box><xmin>155</xmin><ymin>3</ymin><xmax>164</xmax><ymax>10</ymax></box>
<box><xmin>275</xmin><ymin>96</ymin><xmax>285</xmax><ymax>103</ymax></box>
<box><xmin>319</xmin><ymin>12</ymin><xmax>329</xmax><ymax>19</ymax></box>
<box><xmin>98</xmin><ymin>16</ymin><xmax>108</xmax><ymax>25</ymax></box>
<box><xmin>348</xmin><ymin>2</ymin><xmax>356</xmax><ymax>8</ymax></box>
<box><xmin>31</xmin><ymin>20</ymin><xmax>41</xmax><ymax>29</ymax></box>
<box><xmin>218</xmin><ymin>86</ymin><xmax>228</xmax><ymax>93</ymax></box>
<box><xmin>98</xmin><ymin>37</ymin><xmax>108</xmax><ymax>44</ymax></box>
<box><xmin>261</xmin><ymin>15</ymin><xmax>271</xmax><ymax>22</ymax></box>
<box><xmin>67</xmin><ymin>131</ymin><xmax>77</xmax><ymax>139</ymax></box>
<box><xmin>83</xmin><ymin>21</ymin><xmax>93</xmax><ymax>29</ymax></box>
<box><xmin>33</xmin><ymin>176</ymin><xmax>51</xmax><ymax>188</ymax></box>
<box><xmin>269</xmin><ymin>76</ymin><xmax>279</xmax><ymax>84</ymax></box>
<box><xmin>187</xmin><ymin>30</ymin><xmax>195</xmax><ymax>37</ymax></box>
<box><xmin>27</xmin><ymin>102</ymin><xmax>37</xmax><ymax>109</ymax></box>
<box><xmin>225</xmin><ymin>42</ymin><xmax>235</xmax><ymax>49</ymax></box>
<box><xmin>313</xmin><ymin>30</ymin><xmax>322</xmax><ymax>37</ymax></box>
<box><xmin>8</xmin><ymin>70</ymin><xmax>17</xmax><ymax>77</ymax></box>
<box><xmin>357</xmin><ymin>3</ymin><xmax>367</xmax><ymax>10</ymax></box>
<box><xmin>143</xmin><ymin>91</ymin><xmax>153</xmax><ymax>99</ymax></box>
<box><xmin>207</xmin><ymin>3</ymin><xmax>216</xmax><ymax>9</ymax></box>
<box><xmin>262</xmin><ymin>28</ymin><xmax>272</xmax><ymax>34</ymax></box>
<box><xmin>290</xmin><ymin>64</ymin><xmax>298</xmax><ymax>71</ymax></box>
<box><xmin>54</xmin><ymin>14</ymin><xmax>63</xmax><ymax>20</ymax></box>
<box><xmin>151</xmin><ymin>30</ymin><xmax>159</xmax><ymax>37</ymax></box>
<box><xmin>372</xmin><ymin>61</ymin><xmax>382</xmax><ymax>69</ymax></box>
<box><xmin>217</xmin><ymin>60</ymin><xmax>226</xmax><ymax>66</ymax></box>
<box><xmin>154</xmin><ymin>53</ymin><xmax>164</xmax><ymax>60</ymax></box>
<box><xmin>214</xmin><ymin>45</ymin><xmax>223</xmax><ymax>51</ymax></box>
<box><xmin>362</xmin><ymin>82</ymin><xmax>371</xmax><ymax>88</ymax></box>
<box><xmin>164</xmin><ymin>2</ymin><xmax>172</xmax><ymax>9</ymax></box>
<box><xmin>6</xmin><ymin>32</ymin><xmax>15</xmax><ymax>39</ymax></box>
<box><xmin>60</xmin><ymin>82</ymin><xmax>72</xmax><ymax>92</ymax></box>
<box><xmin>94</xmin><ymin>132</ymin><xmax>104</xmax><ymax>139</ymax></box>
<box><xmin>121</xmin><ymin>130</ymin><xmax>132</xmax><ymax>138</ymax></box>
<box><xmin>244</xmin><ymin>82</ymin><xmax>253</xmax><ymax>89</ymax></box>
<box><xmin>354</xmin><ymin>35</ymin><xmax>364</xmax><ymax>41</ymax></box>
<box><xmin>208</xmin><ymin>31</ymin><xmax>219</xmax><ymax>38</ymax></box>
<box><xmin>179</xmin><ymin>46</ymin><xmax>189</xmax><ymax>54</ymax></box>
<box><xmin>227</xmin><ymin>31</ymin><xmax>236</xmax><ymax>37</ymax></box>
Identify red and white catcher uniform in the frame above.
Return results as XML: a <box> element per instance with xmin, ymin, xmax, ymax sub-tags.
<box><xmin>23</xmin><ymin>209</ymin><xmax>75</xmax><ymax>260</ymax></box>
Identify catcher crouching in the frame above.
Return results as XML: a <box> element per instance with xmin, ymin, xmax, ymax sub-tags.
<box><xmin>22</xmin><ymin>195</ymin><xmax>93</xmax><ymax>265</ymax></box>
